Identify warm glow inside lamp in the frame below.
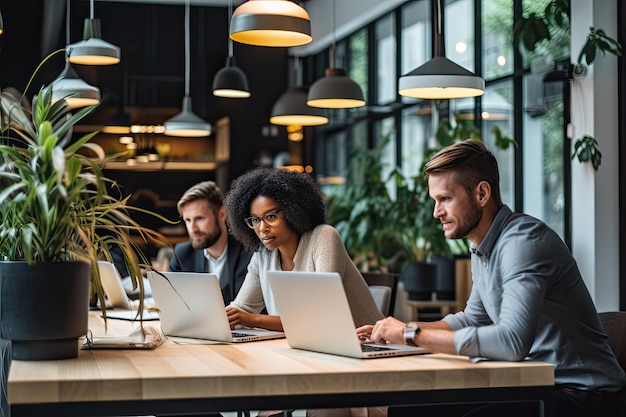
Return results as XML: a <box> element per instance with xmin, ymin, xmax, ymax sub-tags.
<box><xmin>164</xmin><ymin>0</ymin><xmax>211</xmax><ymax>137</ymax></box>
<box><xmin>398</xmin><ymin>0</ymin><xmax>484</xmax><ymax>99</ymax></box>
<box><xmin>229</xmin><ymin>0</ymin><xmax>312</xmax><ymax>47</ymax></box>
<box><xmin>213</xmin><ymin>0</ymin><xmax>251</xmax><ymax>98</ymax></box>
<box><xmin>67</xmin><ymin>0</ymin><xmax>120</xmax><ymax>65</ymax></box>
<box><xmin>306</xmin><ymin>0</ymin><xmax>365</xmax><ymax>109</ymax></box>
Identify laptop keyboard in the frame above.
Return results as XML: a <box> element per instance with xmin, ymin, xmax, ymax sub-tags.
<box><xmin>232</xmin><ymin>332</ymin><xmax>251</xmax><ymax>338</ymax></box>
<box><xmin>361</xmin><ymin>344</ymin><xmax>392</xmax><ymax>352</ymax></box>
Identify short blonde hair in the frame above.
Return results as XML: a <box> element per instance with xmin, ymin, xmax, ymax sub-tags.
<box><xmin>177</xmin><ymin>181</ymin><xmax>223</xmax><ymax>216</ymax></box>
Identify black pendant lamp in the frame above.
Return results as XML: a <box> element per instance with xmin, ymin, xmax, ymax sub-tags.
<box><xmin>398</xmin><ymin>0</ymin><xmax>484</xmax><ymax>99</ymax></box>
<box><xmin>270</xmin><ymin>57</ymin><xmax>328</xmax><ymax>127</ymax></box>
<box><xmin>306</xmin><ymin>0</ymin><xmax>365</xmax><ymax>109</ymax></box>
<box><xmin>213</xmin><ymin>0</ymin><xmax>250</xmax><ymax>98</ymax></box>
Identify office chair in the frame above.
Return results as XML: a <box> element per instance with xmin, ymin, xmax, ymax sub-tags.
<box><xmin>598</xmin><ymin>311</ymin><xmax>626</xmax><ymax>416</ymax></box>
<box><xmin>361</xmin><ymin>272</ymin><xmax>398</xmax><ymax>316</ymax></box>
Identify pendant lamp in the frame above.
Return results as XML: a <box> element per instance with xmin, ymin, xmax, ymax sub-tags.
<box><xmin>52</xmin><ymin>0</ymin><xmax>100</xmax><ymax>109</ymax></box>
<box><xmin>270</xmin><ymin>57</ymin><xmax>328</xmax><ymax>126</ymax></box>
<box><xmin>164</xmin><ymin>0</ymin><xmax>211</xmax><ymax>137</ymax></box>
<box><xmin>0</xmin><ymin>11</ymin><xmax>4</xmax><ymax>35</ymax></box>
<box><xmin>306</xmin><ymin>0</ymin><xmax>365</xmax><ymax>109</ymax></box>
<box><xmin>213</xmin><ymin>0</ymin><xmax>250</xmax><ymax>98</ymax></box>
<box><xmin>230</xmin><ymin>0</ymin><xmax>312</xmax><ymax>47</ymax></box>
<box><xmin>66</xmin><ymin>0</ymin><xmax>120</xmax><ymax>65</ymax></box>
<box><xmin>51</xmin><ymin>60</ymin><xmax>101</xmax><ymax>108</ymax></box>
<box><xmin>398</xmin><ymin>0</ymin><xmax>484</xmax><ymax>99</ymax></box>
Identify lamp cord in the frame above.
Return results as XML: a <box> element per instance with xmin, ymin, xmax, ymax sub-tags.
<box><xmin>90</xmin><ymin>0</ymin><xmax>95</xmax><ymax>20</ymax></box>
<box><xmin>66</xmin><ymin>0</ymin><xmax>70</xmax><ymax>44</ymax></box>
<box><xmin>329</xmin><ymin>0</ymin><xmax>336</xmax><ymax>69</ymax></box>
<box><xmin>434</xmin><ymin>0</ymin><xmax>445</xmax><ymax>57</ymax></box>
<box><xmin>227</xmin><ymin>0</ymin><xmax>233</xmax><ymax>57</ymax></box>
<box><xmin>184</xmin><ymin>0</ymin><xmax>190</xmax><ymax>96</ymax></box>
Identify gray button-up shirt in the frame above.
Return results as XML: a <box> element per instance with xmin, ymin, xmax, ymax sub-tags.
<box><xmin>443</xmin><ymin>205</ymin><xmax>625</xmax><ymax>391</ymax></box>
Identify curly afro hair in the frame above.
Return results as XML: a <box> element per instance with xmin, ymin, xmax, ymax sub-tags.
<box><xmin>224</xmin><ymin>167</ymin><xmax>326</xmax><ymax>251</ymax></box>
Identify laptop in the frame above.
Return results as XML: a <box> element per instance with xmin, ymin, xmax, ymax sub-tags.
<box><xmin>96</xmin><ymin>260</ymin><xmax>160</xmax><ymax>321</ymax></box>
<box><xmin>146</xmin><ymin>271</ymin><xmax>285</xmax><ymax>343</ymax></box>
<box><xmin>267</xmin><ymin>270</ymin><xmax>429</xmax><ymax>359</ymax></box>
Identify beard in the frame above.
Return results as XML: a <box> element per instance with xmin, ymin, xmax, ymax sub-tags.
<box><xmin>190</xmin><ymin>218</ymin><xmax>223</xmax><ymax>250</ymax></box>
<box><xmin>447</xmin><ymin>199</ymin><xmax>482</xmax><ymax>240</ymax></box>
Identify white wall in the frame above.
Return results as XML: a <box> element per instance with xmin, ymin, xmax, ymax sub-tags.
<box><xmin>570</xmin><ymin>0</ymin><xmax>620</xmax><ymax>311</ymax></box>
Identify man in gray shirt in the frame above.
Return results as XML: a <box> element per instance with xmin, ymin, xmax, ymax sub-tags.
<box><xmin>358</xmin><ymin>139</ymin><xmax>625</xmax><ymax>416</ymax></box>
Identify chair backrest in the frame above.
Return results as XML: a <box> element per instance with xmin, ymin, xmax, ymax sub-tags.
<box><xmin>368</xmin><ymin>286</ymin><xmax>392</xmax><ymax>316</ymax></box>
<box><xmin>361</xmin><ymin>272</ymin><xmax>398</xmax><ymax>316</ymax></box>
<box><xmin>598</xmin><ymin>311</ymin><xmax>626</xmax><ymax>372</ymax></box>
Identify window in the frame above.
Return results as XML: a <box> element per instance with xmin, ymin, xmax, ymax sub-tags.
<box><xmin>376</xmin><ymin>14</ymin><xmax>396</xmax><ymax>104</ymax></box>
<box><xmin>307</xmin><ymin>0</ymin><xmax>572</xmax><ymax>245</ymax></box>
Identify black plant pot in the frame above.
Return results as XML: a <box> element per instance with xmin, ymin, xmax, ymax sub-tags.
<box><xmin>431</xmin><ymin>255</ymin><xmax>456</xmax><ymax>301</ymax></box>
<box><xmin>0</xmin><ymin>261</ymin><xmax>90</xmax><ymax>360</ymax></box>
<box><xmin>401</xmin><ymin>262</ymin><xmax>436</xmax><ymax>301</ymax></box>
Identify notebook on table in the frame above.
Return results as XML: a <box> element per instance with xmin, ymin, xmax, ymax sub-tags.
<box><xmin>97</xmin><ymin>260</ymin><xmax>160</xmax><ymax>321</ymax></box>
<box><xmin>267</xmin><ymin>270</ymin><xmax>429</xmax><ymax>359</ymax></box>
<box><xmin>146</xmin><ymin>271</ymin><xmax>285</xmax><ymax>343</ymax></box>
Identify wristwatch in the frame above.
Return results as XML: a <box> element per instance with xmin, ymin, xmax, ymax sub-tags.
<box><xmin>403</xmin><ymin>322</ymin><xmax>420</xmax><ymax>346</ymax></box>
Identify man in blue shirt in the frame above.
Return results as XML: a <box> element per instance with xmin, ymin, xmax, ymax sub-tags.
<box><xmin>358</xmin><ymin>139</ymin><xmax>625</xmax><ymax>416</ymax></box>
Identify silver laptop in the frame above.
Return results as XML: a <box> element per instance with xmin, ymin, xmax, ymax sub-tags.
<box><xmin>267</xmin><ymin>270</ymin><xmax>429</xmax><ymax>359</ymax></box>
<box><xmin>97</xmin><ymin>260</ymin><xmax>160</xmax><ymax>321</ymax></box>
<box><xmin>146</xmin><ymin>271</ymin><xmax>285</xmax><ymax>343</ymax></box>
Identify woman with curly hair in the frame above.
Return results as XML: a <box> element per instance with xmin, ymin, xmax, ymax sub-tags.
<box><xmin>223</xmin><ymin>167</ymin><xmax>383</xmax><ymax>332</ymax></box>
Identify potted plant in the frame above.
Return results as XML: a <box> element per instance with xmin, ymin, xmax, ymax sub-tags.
<box><xmin>0</xmin><ymin>65</ymin><xmax>169</xmax><ymax>360</ymax></box>
<box><xmin>325</xmin><ymin>136</ymin><xmax>402</xmax><ymax>273</ymax></box>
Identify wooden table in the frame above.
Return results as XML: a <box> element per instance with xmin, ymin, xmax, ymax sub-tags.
<box><xmin>8</xmin><ymin>313</ymin><xmax>555</xmax><ymax>417</ymax></box>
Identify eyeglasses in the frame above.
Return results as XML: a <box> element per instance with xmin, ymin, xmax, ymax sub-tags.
<box><xmin>244</xmin><ymin>208</ymin><xmax>283</xmax><ymax>229</ymax></box>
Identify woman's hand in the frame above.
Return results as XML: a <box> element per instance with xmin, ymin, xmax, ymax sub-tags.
<box><xmin>226</xmin><ymin>306</ymin><xmax>254</xmax><ymax>328</ymax></box>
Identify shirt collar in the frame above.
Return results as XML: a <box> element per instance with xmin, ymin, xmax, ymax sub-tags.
<box><xmin>473</xmin><ymin>204</ymin><xmax>512</xmax><ymax>258</ymax></box>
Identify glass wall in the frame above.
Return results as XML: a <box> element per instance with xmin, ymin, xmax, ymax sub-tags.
<box><xmin>306</xmin><ymin>0</ymin><xmax>572</xmax><ymax>245</ymax></box>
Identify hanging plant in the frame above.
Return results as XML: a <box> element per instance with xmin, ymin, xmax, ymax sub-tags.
<box><xmin>572</xmin><ymin>134</ymin><xmax>602</xmax><ymax>171</ymax></box>
<box><xmin>577</xmin><ymin>26</ymin><xmax>622</xmax><ymax>65</ymax></box>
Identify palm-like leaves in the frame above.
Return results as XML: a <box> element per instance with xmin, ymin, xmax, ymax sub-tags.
<box><xmin>0</xmin><ymin>85</ymin><xmax>171</xmax><ymax>319</ymax></box>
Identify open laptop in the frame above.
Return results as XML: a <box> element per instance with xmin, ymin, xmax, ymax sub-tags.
<box><xmin>267</xmin><ymin>270</ymin><xmax>429</xmax><ymax>359</ymax></box>
<box><xmin>146</xmin><ymin>271</ymin><xmax>285</xmax><ymax>343</ymax></box>
<box><xmin>97</xmin><ymin>260</ymin><xmax>160</xmax><ymax>321</ymax></box>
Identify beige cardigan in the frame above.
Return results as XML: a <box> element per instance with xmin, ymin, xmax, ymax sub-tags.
<box><xmin>230</xmin><ymin>224</ymin><xmax>384</xmax><ymax>327</ymax></box>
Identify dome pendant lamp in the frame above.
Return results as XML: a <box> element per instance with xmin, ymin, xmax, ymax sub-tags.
<box><xmin>213</xmin><ymin>0</ymin><xmax>251</xmax><ymax>98</ymax></box>
<box><xmin>398</xmin><ymin>0</ymin><xmax>484</xmax><ymax>99</ymax></box>
<box><xmin>0</xmin><ymin>11</ymin><xmax>4</xmax><ymax>35</ymax></box>
<box><xmin>270</xmin><ymin>57</ymin><xmax>328</xmax><ymax>126</ymax></box>
<box><xmin>51</xmin><ymin>60</ymin><xmax>101</xmax><ymax>108</ymax></box>
<box><xmin>306</xmin><ymin>0</ymin><xmax>365</xmax><ymax>109</ymax></box>
<box><xmin>66</xmin><ymin>0</ymin><xmax>120</xmax><ymax>65</ymax></box>
<box><xmin>165</xmin><ymin>0</ymin><xmax>211</xmax><ymax>137</ymax></box>
<box><xmin>52</xmin><ymin>0</ymin><xmax>101</xmax><ymax>109</ymax></box>
<box><xmin>229</xmin><ymin>0</ymin><xmax>312</xmax><ymax>47</ymax></box>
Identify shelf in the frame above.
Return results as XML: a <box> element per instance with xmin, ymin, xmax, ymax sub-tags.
<box><xmin>103</xmin><ymin>160</ymin><xmax>219</xmax><ymax>171</ymax></box>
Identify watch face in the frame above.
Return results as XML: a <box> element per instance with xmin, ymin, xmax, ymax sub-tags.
<box><xmin>407</xmin><ymin>322</ymin><xmax>419</xmax><ymax>331</ymax></box>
